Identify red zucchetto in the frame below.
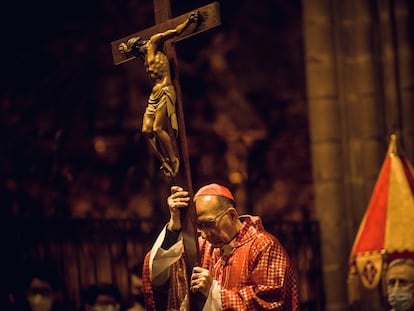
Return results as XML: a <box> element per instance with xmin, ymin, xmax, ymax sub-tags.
<box><xmin>194</xmin><ymin>183</ymin><xmax>235</xmax><ymax>201</ymax></box>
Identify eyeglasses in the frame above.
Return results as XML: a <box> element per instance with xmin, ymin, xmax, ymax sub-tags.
<box><xmin>197</xmin><ymin>209</ymin><xmax>229</xmax><ymax>231</ymax></box>
<box><xmin>387</xmin><ymin>278</ymin><xmax>414</xmax><ymax>289</ymax></box>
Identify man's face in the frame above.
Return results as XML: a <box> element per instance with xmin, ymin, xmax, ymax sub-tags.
<box><xmin>87</xmin><ymin>294</ymin><xmax>120</xmax><ymax>311</ymax></box>
<box><xmin>386</xmin><ymin>263</ymin><xmax>414</xmax><ymax>310</ymax></box>
<box><xmin>386</xmin><ymin>264</ymin><xmax>414</xmax><ymax>294</ymax></box>
<box><xmin>195</xmin><ymin>196</ymin><xmax>237</xmax><ymax>248</ymax></box>
<box><xmin>26</xmin><ymin>278</ymin><xmax>55</xmax><ymax>311</ymax></box>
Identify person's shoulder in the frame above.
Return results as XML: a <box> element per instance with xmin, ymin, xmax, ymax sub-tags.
<box><xmin>242</xmin><ymin>215</ymin><xmax>278</xmax><ymax>240</ymax></box>
<box><xmin>53</xmin><ymin>304</ymin><xmax>77</xmax><ymax>311</ymax></box>
<box><xmin>249</xmin><ymin>224</ymin><xmax>286</xmax><ymax>251</ymax></box>
<box><xmin>126</xmin><ymin>304</ymin><xmax>146</xmax><ymax>311</ymax></box>
<box><xmin>253</xmin><ymin>229</ymin><xmax>279</xmax><ymax>245</ymax></box>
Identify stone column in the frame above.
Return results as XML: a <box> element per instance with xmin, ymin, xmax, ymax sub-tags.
<box><xmin>303</xmin><ymin>0</ymin><xmax>414</xmax><ymax>310</ymax></box>
<box><xmin>374</xmin><ymin>0</ymin><xmax>414</xmax><ymax>152</ymax></box>
<box><xmin>302</xmin><ymin>1</ymin><xmax>349</xmax><ymax>310</ymax></box>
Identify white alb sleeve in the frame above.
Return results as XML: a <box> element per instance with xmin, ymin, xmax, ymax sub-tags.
<box><xmin>149</xmin><ymin>225</ymin><xmax>183</xmax><ymax>287</ymax></box>
<box><xmin>202</xmin><ymin>280</ymin><xmax>222</xmax><ymax>310</ymax></box>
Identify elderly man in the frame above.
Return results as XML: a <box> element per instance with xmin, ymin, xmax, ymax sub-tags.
<box><xmin>386</xmin><ymin>257</ymin><xmax>414</xmax><ymax>311</ymax></box>
<box><xmin>142</xmin><ymin>183</ymin><xmax>299</xmax><ymax>310</ymax></box>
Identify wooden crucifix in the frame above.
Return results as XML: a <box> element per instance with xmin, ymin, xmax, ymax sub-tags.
<box><xmin>111</xmin><ymin>1</ymin><xmax>221</xmax><ymax>309</ymax></box>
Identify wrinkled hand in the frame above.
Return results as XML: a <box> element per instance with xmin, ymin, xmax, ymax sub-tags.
<box><xmin>167</xmin><ymin>186</ymin><xmax>190</xmax><ymax>231</ymax></box>
<box><xmin>191</xmin><ymin>266</ymin><xmax>213</xmax><ymax>297</ymax></box>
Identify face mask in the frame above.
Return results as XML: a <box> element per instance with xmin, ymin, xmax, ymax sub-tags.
<box><xmin>27</xmin><ymin>294</ymin><xmax>53</xmax><ymax>311</ymax></box>
<box><xmin>388</xmin><ymin>287</ymin><xmax>414</xmax><ymax>311</ymax></box>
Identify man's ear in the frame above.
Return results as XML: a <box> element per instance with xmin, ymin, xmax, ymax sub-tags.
<box><xmin>228</xmin><ymin>207</ymin><xmax>238</xmax><ymax>220</ymax></box>
<box><xmin>85</xmin><ymin>304</ymin><xmax>93</xmax><ymax>311</ymax></box>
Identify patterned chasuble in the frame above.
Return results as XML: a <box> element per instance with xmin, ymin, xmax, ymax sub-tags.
<box><xmin>142</xmin><ymin>215</ymin><xmax>300</xmax><ymax>310</ymax></box>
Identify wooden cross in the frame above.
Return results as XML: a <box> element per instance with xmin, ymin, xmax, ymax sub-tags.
<box><xmin>111</xmin><ymin>1</ymin><xmax>221</xmax><ymax>309</ymax></box>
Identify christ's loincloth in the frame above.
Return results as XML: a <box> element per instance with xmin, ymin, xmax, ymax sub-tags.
<box><xmin>145</xmin><ymin>85</ymin><xmax>178</xmax><ymax>133</ymax></box>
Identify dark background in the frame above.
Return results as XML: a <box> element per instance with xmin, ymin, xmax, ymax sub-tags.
<box><xmin>0</xmin><ymin>1</ymin><xmax>322</xmax><ymax>309</ymax></box>
<box><xmin>0</xmin><ymin>0</ymin><xmax>312</xmax><ymax>220</ymax></box>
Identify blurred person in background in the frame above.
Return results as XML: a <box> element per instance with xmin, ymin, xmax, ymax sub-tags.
<box><xmin>19</xmin><ymin>263</ymin><xmax>73</xmax><ymax>311</ymax></box>
<box><xmin>81</xmin><ymin>283</ymin><xmax>123</xmax><ymax>311</ymax></box>
<box><xmin>385</xmin><ymin>257</ymin><xmax>414</xmax><ymax>311</ymax></box>
<box><xmin>126</xmin><ymin>263</ymin><xmax>146</xmax><ymax>311</ymax></box>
